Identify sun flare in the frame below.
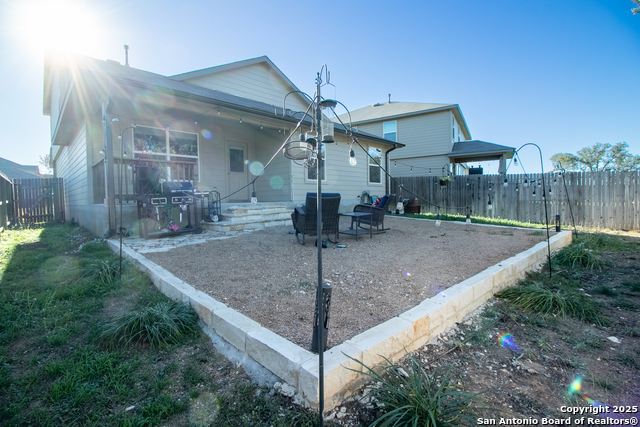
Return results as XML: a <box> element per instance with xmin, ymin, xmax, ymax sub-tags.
<box><xmin>11</xmin><ymin>0</ymin><xmax>102</xmax><ymax>54</ymax></box>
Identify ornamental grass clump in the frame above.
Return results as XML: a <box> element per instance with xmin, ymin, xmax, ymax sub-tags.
<box><xmin>99</xmin><ymin>301</ymin><xmax>198</xmax><ymax>349</ymax></box>
<box><xmin>497</xmin><ymin>283</ymin><xmax>604</xmax><ymax>325</ymax></box>
<box><xmin>346</xmin><ymin>352</ymin><xmax>481</xmax><ymax>426</ymax></box>
<box><xmin>553</xmin><ymin>242</ymin><xmax>603</xmax><ymax>270</ymax></box>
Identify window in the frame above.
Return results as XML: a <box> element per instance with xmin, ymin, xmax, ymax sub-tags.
<box><xmin>306</xmin><ymin>144</ymin><xmax>326</xmax><ymax>181</ymax></box>
<box><xmin>133</xmin><ymin>126</ymin><xmax>199</xmax><ymax>180</ymax></box>
<box><xmin>368</xmin><ymin>146</ymin><xmax>382</xmax><ymax>184</ymax></box>
<box><xmin>383</xmin><ymin>121</ymin><xmax>396</xmax><ymax>142</ymax></box>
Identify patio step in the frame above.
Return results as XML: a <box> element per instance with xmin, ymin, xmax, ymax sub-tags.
<box><xmin>200</xmin><ymin>203</ymin><xmax>294</xmax><ymax>233</ymax></box>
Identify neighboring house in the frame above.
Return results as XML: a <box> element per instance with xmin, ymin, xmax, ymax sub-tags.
<box><xmin>337</xmin><ymin>102</ymin><xmax>513</xmax><ymax>178</ymax></box>
<box><xmin>43</xmin><ymin>53</ymin><xmax>403</xmax><ymax>237</ymax></box>
<box><xmin>0</xmin><ymin>157</ymin><xmax>49</xmax><ymax>181</ymax></box>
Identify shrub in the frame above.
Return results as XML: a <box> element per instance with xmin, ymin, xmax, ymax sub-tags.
<box><xmin>99</xmin><ymin>301</ymin><xmax>198</xmax><ymax>348</ymax></box>
<box><xmin>553</xmin><ymin>242</ymin><xmax>603</xmax><ymax>270</ymax></box>
<box><xmin>496</xmin><ymin>284</ymin><xmax>604</xmax><ymax>325</ymax></box>
<box><xmin>576</xmin><ymin>233</ymin><xmax>632</xmax><ymax>251</ymax></box>
<box><xmin>346</xmin><ymin>352</ymin><xmax>482</xmax><ymax>426</ymax></box>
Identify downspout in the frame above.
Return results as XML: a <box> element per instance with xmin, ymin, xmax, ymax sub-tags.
<box><xmin>385</xmin><ymin>143</ymin><xmax>399</xmax><ymax>195</ymax></box>
<box><xmin>102</xmin><ymin>98</ymin><xmax>116</xmax><ymax>238</ymax></box>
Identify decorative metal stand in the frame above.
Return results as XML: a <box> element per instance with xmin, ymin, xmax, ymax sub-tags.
<box><xmin>311</xmin><ymin>283</ymin><xmax>332</xmax><ymax>353</ymax></box>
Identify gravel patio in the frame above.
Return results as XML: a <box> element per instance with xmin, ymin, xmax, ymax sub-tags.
<box><xmin>142</xmin><ymin>216</ymin><xmax>552</xmax><ymax>350</ymax></box>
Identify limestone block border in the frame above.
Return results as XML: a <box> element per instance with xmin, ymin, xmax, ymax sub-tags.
<box><xmin>108</xmin><ymin>230</ymin><xmax>572</xmax><ymax>411</ymax></box>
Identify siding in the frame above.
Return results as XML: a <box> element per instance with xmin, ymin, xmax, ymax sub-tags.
<box><xmin>55</xmin><ymin>125</ymin><xmax>88</xmax><ymax>212</ymax></box>
<box><xmin>291</xmin><ymin>138</ymin><xmax>389</xmax><ymax>208</ymax></box>
<box><xmin>182</xmin><ymin>63</ymin><xmax>309</xmax><ymax>111</ymax></box>
<box><xmin>388</xmin><ymin>155</ymin><xmax>452</xmax><ymax>178</ymax></box>
<box><xmin>357</xmin><ymin>111</ymin><xmax>453</xmax><ymax>160</ymax></box>
<box><xmin>253</xmin><ymin>134</ymin><xmax>290</xmax><ymax>202</ymax></box>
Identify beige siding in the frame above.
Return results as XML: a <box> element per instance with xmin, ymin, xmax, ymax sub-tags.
<box><xmin>182</xmin><ymin>63</ymin><xmax>308</xmax><ymax>111</ymax></box>
<box><xmin>55</xmin><ymin>125</ymin><xmax>88</xmax><ymax>212</ymax></box>
<box><xmin>356</xmin><ymin>112</ymin><xmax>453</xmax><ymax>160</ymax></box>
<box><xmin>253</xmin><ymin>134</ymin><xmax>291</xmax><ymax>202</ymax></box>
<box><xmin>50</xmin><ymin>66</ymin><xmax>73</xmax><ymax>140</ymax></box>
<box><xmin>389</xmin><ymin>155</ymin><xmax>451</xmax><ymax>177</ymax></box>
<box><xmin>291</xmin><ymin>137</ymin><xmax>389</xmax><ymax>209</ymax></box>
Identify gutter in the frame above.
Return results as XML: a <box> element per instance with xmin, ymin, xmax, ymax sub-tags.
<box><xmin>385</xmin><ymin>143</ymin><xmax>400</xmax><ymax>195</ymax></box>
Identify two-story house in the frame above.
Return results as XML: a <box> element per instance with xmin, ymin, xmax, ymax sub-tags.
<box><xmin>338</xmin><ymin>102</ymin><xmax>514</xmax><ymax>189</ymax></box>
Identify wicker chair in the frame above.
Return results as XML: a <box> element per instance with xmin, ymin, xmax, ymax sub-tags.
<box><xmin>352</xmin><ymin>194</ymin><xmax>391</xmax><ymax>234</ymax></box>
<box><xmin>291</xmin><ymin>193</ymin><xmax>341</xmax><ymax>245</ymax></box>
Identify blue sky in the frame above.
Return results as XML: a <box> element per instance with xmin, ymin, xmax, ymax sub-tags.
<box><xmin>0</xmin><ymin>0</ymin><xmax>638</xmax><ymax>174</ymax></box>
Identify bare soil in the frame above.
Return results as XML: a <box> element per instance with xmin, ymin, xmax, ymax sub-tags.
<box><xmin>144</xmin><ymin>216</ymin><xmax>550</xmax><ymax>350</ymax></box>
<box><xmin>325</xmin><ymin>231</ymin><xmax>640</xmax><ymax>426</ymax></box>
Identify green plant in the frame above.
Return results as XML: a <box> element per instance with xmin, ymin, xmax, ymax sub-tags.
<box><xmin>98</xmin><ymin>301</ymin><xmax>198</xmax><ymax>348</ymax></box>
<box><xmin>615</xmin><ymin>298</ymin><xmax>638</xmax><ymax>311</ymax></box>
<box><xmin>553</xmin><ymin>242</ymin><xmax>603</xmax><ymax>270</ymax></box>
<box><xmin>576</xmin><ymin>233</ymin><xmax>633</xmax><ymax>251</ymax></box>
<box><xmin>537</xmin><ymin>337</ymin><xmax>551</xmax><ymax>351</ymax></box>
<box><xmin>593</xmin><ymin>285</ymin><xmax>618</xmax><ymax>297</ymax></box>
<box><xmin>496</xmin><ymin>283</ymin><xmax>604</xmax><ymax>325</ymax></box>
<box><xmin>622</xmin><ymin>281</ymin><xmax>640</xmax><ymax>293</ymax></box>
<box><xmin>346</xmin><ymin>352</ymin><xmax>482</xmax><ymax>426</ymax></box>
<box><xmin>619</xmin><ymin>352</ymin><xmax>638</xmax><ymax>368</ymax></box>
<box><xmin>590</xmin><ymin>376</ymin><xmax>621</xmax><ymax>392</ymax></box>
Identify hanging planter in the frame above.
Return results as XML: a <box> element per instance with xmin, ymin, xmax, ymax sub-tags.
<box><xmin>439</xmin><ymin>176</ymin><xmax>452</xmax><ymax>188</ymax></box>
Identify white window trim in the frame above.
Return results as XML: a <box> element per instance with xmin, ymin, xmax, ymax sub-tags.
<box><xmin>305</xmin><ymin>143</ymin><xmax>327</xmax><ymax>183</ymax></box>
<box><xmin>132</xmin><ymin>125</ymin><xmax>200</xmax><ymax>182</ymax></box>
<box><xmin>367</xmin><ymin>145</ymin><xmax>383</xmax><ymax>186</ymax></box>
<box><xmin>383</xmin><ymin>120</ymin><xmax>397</xmax><ymax>142</ymax></box>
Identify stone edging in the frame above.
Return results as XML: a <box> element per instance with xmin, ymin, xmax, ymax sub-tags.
<box><xmin>108</xmin><ymin>230</ymin><xmax>572</xmax><ymax>411</ymax></box>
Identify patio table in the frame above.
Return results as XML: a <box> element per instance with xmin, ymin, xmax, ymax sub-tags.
<box><xmin>338</xmin><ymin>212</ymin><xmax>373</xmax><ymax>241</ymax></box>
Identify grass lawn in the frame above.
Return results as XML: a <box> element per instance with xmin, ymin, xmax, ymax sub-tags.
<box><xmin>0</xmin><ymin>223</ymin><xmax>317</xmax><ymax>427</ymax></box>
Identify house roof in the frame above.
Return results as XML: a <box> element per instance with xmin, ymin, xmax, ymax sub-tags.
<box><xmin>44</xmin><ymin>53</ymin><xmax>402</xmax><ymax>149</ymax></box>
<box><xmin>0</xmin><ymin>157</ymin><xmax>45</xmax><ymax>181</ymax></box>
<box><xmin>447</xmin><ymin>140</ymin><xmax>515</xmax><ymax>162</ymax></box>
<box><xmin>336</xmin><ymin>102</ymin><xmax>472</xmax><ymax>141</ymax></box>
<box><xmin>170</xmin><ymin>56</ymin><xmax>302</xmax><ymax>93</ymax></box>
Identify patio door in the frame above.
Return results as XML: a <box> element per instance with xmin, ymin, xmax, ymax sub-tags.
<box><xmin>226</xmin><ymin>141</ymin><xmax>249</xmax><ymax>202</ymax></box>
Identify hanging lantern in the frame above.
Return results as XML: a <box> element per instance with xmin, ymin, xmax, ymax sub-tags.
<box><xmin>435</xmin><ymin>213</ymin><xmax>441</xmax><ymax>226</ymax></box>
<box><xmin>487</xmin><ymin>199</ymin><xmax>493</xmax><ymax>210</ymax></box>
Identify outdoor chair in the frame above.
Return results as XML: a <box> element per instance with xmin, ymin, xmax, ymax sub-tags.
<box><xmin>291</xmin><ymin>193</ymin><xmax>341</xmax><ymax>245</ymax></box>
<box><xmin>352</xmin><ymin>194</ymin><xmax>391</xmax><ymax>234</ymax></box>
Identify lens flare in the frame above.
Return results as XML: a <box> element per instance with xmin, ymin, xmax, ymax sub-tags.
<box><xmin>270</xmin><ymin>175</ymin><xmax>284</xmax><ymax>190</ymax></box>
<box><xmin>201</xmin><ymin>130</ymin><xmax>213</xmax><ymax>140</ymax></box>
<box><xmin>568</xmin><ymin>377</ymin><xmax>614</xmax><ymax>415</ymax></box>
<box><xmin>405</xmin><ymin>271</ymin><xmax>411</xmax><ymax>276</ymax></box>
<box><xmin>249</xmin><ymin>161</ymin><xmax>264</xmax><ymax>176</ymax></box>
<box><xmin>569</xmin><ymin>377</ymin><xmax>582</xmax><ymax>394</ymax></box>
<box><xmin>244</xmin><ymin>159</ymin><xmax>250</xmax><ymax>165</ymax></box>
<box><xmin>498</xmin><ymin>333</ymin><xmax>522</xmax><ymax>354</ymax></box>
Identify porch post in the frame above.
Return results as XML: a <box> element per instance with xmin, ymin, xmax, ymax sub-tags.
<box><xmin>102</xmin><ymin>100</ymin><xmax>116</xmax><ymax>237</ymax></box>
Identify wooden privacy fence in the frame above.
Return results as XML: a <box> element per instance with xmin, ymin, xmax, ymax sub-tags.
<box><xmin>10</xmin><ymin>178</ymin><xmax>65</xmax><ymax>225</ymax></box>
<box><xmin>390</xmin><ymin>171</ymin><xmax>639</xmax><ymax>231</ymax></box>
<box><xmin>0</xmin><ymin>176</ymin><xmax>12</xmax><ymax>229</ymax></box>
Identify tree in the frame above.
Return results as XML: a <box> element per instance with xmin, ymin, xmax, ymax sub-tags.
<box><xmin>38</xmin><ymin>154</ymin><xmax>52</xmax><ymax>175</ymax></box>
<box><xmin>551</xmin><ymin>142</ymin><xmax>640</xmax><ymax>172</ymax></box>
<box><xmin>633</xmin><ymin>0</ymin><xmax>640</xmax><ymax>15</ymax></box>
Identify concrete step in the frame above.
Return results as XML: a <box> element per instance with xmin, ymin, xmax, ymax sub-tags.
<box><xmin>201</xmin><ymin>218</ymin><xmax>292</xmax><ymax>233</ymax></box>
<box><xmin>220</xmin><ymin>211</ymin><xmax>292</xmax><ymax>223</ymax></box>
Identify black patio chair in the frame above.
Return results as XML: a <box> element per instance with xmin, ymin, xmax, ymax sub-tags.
<box><xmin>291</xmin><ymin>193</ymin><xmax>341</xmax><ymax>245</ymax></box>
<box><xmin>352</xmin><ymin>194</ymin><xmax>391</xmax><ymax>234</ymax></box>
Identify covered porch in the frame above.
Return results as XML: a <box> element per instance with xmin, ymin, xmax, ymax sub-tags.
<box><xmin>448</xmin><ymin>140</ymin><xmax>515</xmax><ymax>174</ymax></box>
